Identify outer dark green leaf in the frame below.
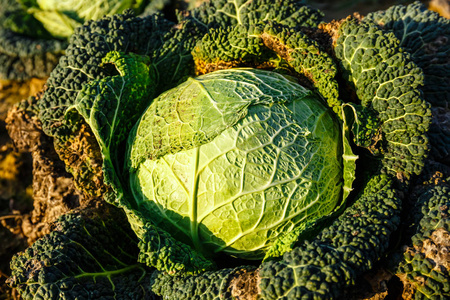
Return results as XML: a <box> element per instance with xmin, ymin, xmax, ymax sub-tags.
<box><xmin>135</xmin><ymin>216</ymin><xmax>216</xmax><ymax>275</ymax></box>
<box><xmin>151</xmin><ymin>267</ymin><xmax>257</xmax><ymax>299</ymax></box>
<box><xmin>395</xmin><ymin>166</ymin><xmax>450</xmax><ymax>300</ymax></box>
<box><xmin>365</xmin><ymin>1</ymin><xmax>450</xmax><ymax>108</ymax></box>
<box><xmin>7</xmin><ymin>208</ymin><xmax>157</xmax><ymax>299</ymax></box>
<box><xmin>0</xmin><ymin>0</ymin><xmax>66</xmax><ymax>80</ymax></box>
<box><xmin>187</xmin><ymin>0</ymin><xmax>323</xmax><ymax>29</ymax></box>
<box><xmin>334</xmin><ymin>18</ymin><xmax>431</xmax><ymax>178</ymax></box>
<box><xmin>39</xmin><ymin>12</ymin><xmax>169</xmax><ymax>138</ymax></box>
<box><xmin>0</xmin><ymin>29</ymin><xmax>65</xmax><ymax>80</ymax></box>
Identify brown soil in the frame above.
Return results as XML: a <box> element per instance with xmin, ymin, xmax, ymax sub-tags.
<box><xmin>0</xmin><ymin>78</ymin><xmax>46</xmax><ymax>300</ymax></box>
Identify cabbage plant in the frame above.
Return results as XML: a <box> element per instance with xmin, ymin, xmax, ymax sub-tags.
<box><xmin>7</xmin><ymin>1</ymin><xmax>448</xmax><ymax>299</ymax></box>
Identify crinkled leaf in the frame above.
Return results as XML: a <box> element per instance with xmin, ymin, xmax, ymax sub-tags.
<box><xmin>263</xmin><ymin>103</ymin><xmax>358</xmax><ymax>260</ymax></box>
<box><xmin>187</xmin><ymin>0</ymin><xmax>323</xmax><ymax>29</ymax></box>
<box><xmin>128</xmin><ymin>68</ymin><xmax>311</xmax><ymax>168</ymax></box>
<box><xmin>66</xmin><ymin>51</ymin><xmax>155</xmax><ymax>204</ymax></box>
<box><xmin>334</xmin><ymin>18</ymin><xmax>431</xmax><ymax>178</ymax></box>
<box><xmin>125</xmin><ymin>209</ymin><xmax>216</xmax><ymax>275</ymax></box>
<box><xmin>7</xmin><ymin>209</ymin><xmax>157</xmax><ymax>299</ymax></box>
<box><xmin>365</xmin><ymin>2</ymin><xmax>450</xmax><ymax>108</ymax></box>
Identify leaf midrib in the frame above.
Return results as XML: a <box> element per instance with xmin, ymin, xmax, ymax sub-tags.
<box><xmin>190</xmin><ymin>145</ymin><xmax>202</xmax><ymax>252</ymax></box>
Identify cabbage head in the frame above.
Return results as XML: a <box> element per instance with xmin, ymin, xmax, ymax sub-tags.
<box><xmin>126</xmin><ymin>68</ymin><xmax>355</xmax><ymax>260</ymax></box>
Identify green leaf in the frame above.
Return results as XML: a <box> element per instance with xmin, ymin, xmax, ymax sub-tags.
<box><xmin>62</xmin><ymin>50</ymin><xmax>216</xmax><ymax>275</ymax></box>
<box><xmin>193</xmin><ymin>22</ymin><xmax>342</xmax><ymax>115</ymax></box>
<box><xmin>188</xmin><ymin>0</ymin><xmax>323</xmax><ymax>28</ymax></box>
<box><xmin>127</xmin><ymin>68</ymin><xmax>311</xmax><ymax>169</ymax></box>
<box><xmin>263</xmin><ymin>105</ymin><xmax>358</xmax><ymax>260</ymax></box>
<box><xmin>66</xmin><ymin>51</ymin><xmax>155</xmax><ymax>204</ymax></box>
<box><xmin>150</xmin><ymin>266</ymin><xmax>257</xmax><ymax>299</ymax></box>
<box><xmin>260</xmin><ymin>175</ymin><xmax>401</xmax><ymax>299</ymax></box>
<box><xmin>365</xmin><ymin>2</ymin><xmax>450</xmax><ymax>108</ymax></box>
<box><xmin>334</xmin><ymin>18</ymin><xmax>431</xmax><ymax>178</ymax></box>
<box><xmin>7</xmin><ymin>209</ymin><xmax>156</xmax><ymax>299</ymax></box>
